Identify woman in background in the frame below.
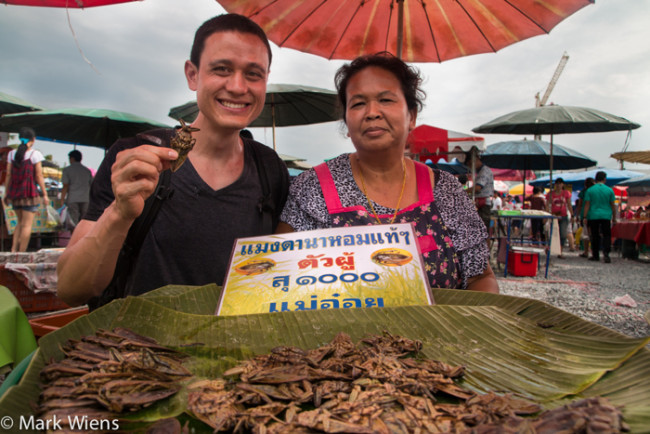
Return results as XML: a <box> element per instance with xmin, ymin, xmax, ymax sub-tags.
<box><xmin>3</xmin><ymin>127</ymin><xmax>49</xmax><ymax>252</ymax></box>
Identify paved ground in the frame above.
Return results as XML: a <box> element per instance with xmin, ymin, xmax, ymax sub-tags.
<box><xmin>495</xmin><ymin>247</ymin><xmax>650</xmax><ymax>338</ymax></box>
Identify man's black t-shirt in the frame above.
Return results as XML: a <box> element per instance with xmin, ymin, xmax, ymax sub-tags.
<box><xmin>85</xmin><ymin>133</ymin><xmax>289</xmax><ymax>297</ymax></box>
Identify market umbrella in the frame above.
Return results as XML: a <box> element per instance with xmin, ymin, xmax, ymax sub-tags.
<box><xmin>481</xmin><ymin>140</ymin><xmax>596</xmax><ymax>172</ymax></box>
<box><xmin>493</xmin><ymin>180</ymin><xmax>510</xmax><ymax>193</ymax></box>
<box><xmin>215</xmin><ymin>0</ymin><xmax>594</xmax><ymax>63</ymax></box>
<box><xmin>480</xmin><ymin>139</ymin><xmax>596</xmax><ymax>199</ymax></box>
<box><xmin>1</xmin><ymin>0</ymin><xmax>140</xmax><ymax>7</ymax></box>
<box><xmin>611</xmin><ymin>150</ymin><xmax>650</xmax><ymax>166</ymax></box>
<box><xmin>0</xmin><ymin>91</ymin><xmax>44</xmax><ymax>115</ymax></box>
<box><xmin>616</xmin><ymin>174</ymin><xmax>650</xmax><ymax>194</ymax></box>
<box><xmin>491</xmin><ymin>168</ymin><xmax>536</xmax><ymax>182</ymax></box>
<box><xmin>530</xmin><ymin>168</ymin><xmax>644</xmax><ymax>190</ymax></box>
<box><xmin>473</xmin><ymin>105</ymin><xmax>640</xmax><ymax>184</ymax></box>
<box><xmin>425</xmin><ymin>157</ymin><xmax>469</xmax><ymax>175</ymax></box>
<box><xmin>509</xmin><ymin>183</ymin><xmax>534</xmax><ymax>197</ymax></box>
<box><xmin>0</xmin><ymin>107</ymin><xmax>169</xmax><ymax>150</ymax></box>
<box><xmin>168</xmin><ymin>84</ymin><xmax>338</xmax><ymax>150</ymax></box>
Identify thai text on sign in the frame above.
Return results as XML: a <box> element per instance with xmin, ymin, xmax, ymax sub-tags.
<box><xmin>216</xmin><ymin>223</ymin><xmax>432</xmax><ymax>316</ymax></box>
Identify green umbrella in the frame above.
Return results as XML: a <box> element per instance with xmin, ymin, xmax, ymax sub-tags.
<box><xmin>473</xmin><ymin>105</ymin><xmax>641</xmax><ymax>184</ymax></box>
<box><xmin>0</xmin><ymin>107</ymin><xmax>170</xmax><ymax>149</ymax></box>
<box><xmin>168</xmin><ymin>84</ymin><xmax>339</xmax><ymax>150</ymax></box>
<box><xmin>0</xmin><ymin>91</ymin><xmax>44</xmax><ymax>115</ymax></box>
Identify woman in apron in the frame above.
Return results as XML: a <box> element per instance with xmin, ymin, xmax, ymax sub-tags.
<box><xmin>278</xmin><ymin>53</ymin><xmax>498</xmax><ymax>293</ymax></box>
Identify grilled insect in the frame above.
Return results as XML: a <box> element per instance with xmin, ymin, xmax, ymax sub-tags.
<box><xmin>170</xmin><ymin>119</ymin><xmax>200</xmax><ymax>172</ymax></box>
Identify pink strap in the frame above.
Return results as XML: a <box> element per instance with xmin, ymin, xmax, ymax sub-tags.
<box><xmin>314</xmin><ymin>162</ymin><xmax>345</xmax><ymax>213</ymax></box>
<box><xmin>413</xmin><ymin>161</ymin><xmax>434</xmax><ymax>202</ymax></box>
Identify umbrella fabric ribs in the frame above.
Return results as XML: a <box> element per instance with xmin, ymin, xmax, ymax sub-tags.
<box><xmin>0</xmin><ymin>107</ymin><xmax>169</xmax><ymax>150</ymax></box>
<box><xmin>2</xmin><ymin>0</ymin><xmax>139</xmax><ymax>8</ymax></box>
<box><xmin>216</xmin><ymin>0</ymin><xmax>595</xmax><ymax>63</ymax></box>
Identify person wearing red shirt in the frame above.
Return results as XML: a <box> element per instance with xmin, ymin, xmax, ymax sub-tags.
<box><xmin>546</xmin><ymin>178</ymin><xmax>572</xmax><ymax>258</ymax></box>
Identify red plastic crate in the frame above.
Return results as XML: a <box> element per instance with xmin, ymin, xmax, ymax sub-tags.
<box><xmin>0</xmin><ymin>266</ymin><xmax>69</xmax><ymax>313</ymax></box>
<box><xmin>507</xmin><ymin>249</ymin><xmax>539</xmax><ymax>277</ymax></box>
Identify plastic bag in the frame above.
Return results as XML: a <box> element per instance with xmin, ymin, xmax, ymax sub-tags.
<box><xmin>46</xmin><ymin>204</ymin><xmax>61</xmax><ymax>228</ymax></box>
<box><xmin>58</xmin><ymin>205</ymin><xmax>73</xmax><ymax>230</ymax></box>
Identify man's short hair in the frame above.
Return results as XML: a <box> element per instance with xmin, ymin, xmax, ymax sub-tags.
<box><xmin>595</xmin><ymin>171</ymin><xmax>607</xmax><ymax>182</ymax></box>
<box><xmin>190</xmin><ymin>14</ymin><xmax>272</xmax><ymax>68</ymax></box>
<box><xmin>555</xmin><ymin>177</ymin><xmax>564</xmax><ymax>184</ymax></box>
<box><xmin>68</xmin><ymin>150</ymin><xmax>82</xmax><ymax>162</ymax></box>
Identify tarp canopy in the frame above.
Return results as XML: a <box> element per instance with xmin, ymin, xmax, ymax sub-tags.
<box><xmin>530</xmin><ymin>168</ymin><xmax>644</xmax><ymax>190</ymax></box>
<box><xmin>408</xmin><ymin>124</ymin><xmax>484</xmax><ymax>163</ymax></box>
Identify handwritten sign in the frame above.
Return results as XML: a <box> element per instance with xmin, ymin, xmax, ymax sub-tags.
<box><xmin>217</xmin><ymin>223</ymin><xmax>433</xmax><ymax>316</ymax></box>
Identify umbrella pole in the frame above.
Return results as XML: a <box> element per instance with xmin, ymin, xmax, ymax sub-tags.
<box><xmin>522</xmin><ymin>166</ymin><xmax>526</xmax><ymax>203</ymax></box>
<box><xmin>397</xmin><ymin>0</ymin><xmax>404</xmax><ymax>59</ymax></box>
<box><xmin>549</xmin><ymin>134</ymin><xmax>554</xmax><ymax>188</ymax></box>
<box><xmin>271</xmin><ymin>97</ymin><xmax>277</xmax><ymax>151</ymax></box>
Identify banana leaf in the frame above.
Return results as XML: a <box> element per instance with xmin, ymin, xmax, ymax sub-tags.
<box><xmin>1</xmin><ymin>286</ymin><xmax>649</xmax><ymax>433</ymax></box>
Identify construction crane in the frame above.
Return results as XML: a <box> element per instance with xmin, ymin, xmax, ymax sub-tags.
<box><xmin>535</xmin><ymin>52</ymin><xmax>569</xmax><ymax>107</ymax></box>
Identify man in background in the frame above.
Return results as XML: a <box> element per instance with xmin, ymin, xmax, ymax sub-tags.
<box><xmin>466</xmin><ymin>151</ymin><xmax>493</xmax><ymax>231</ymax></box>
<box><xmin>576</xmin><ymin>177</ymin><xmax>595</xmax><ymax>258</ymax></box>
<box><xmin>60</xmin><ymin>150</ymin><xmax>93</xmax><ymax>228</ymax></box>
<box><xmin>583</xmin><ymin>171</ymin><xmax>616</xmax><ymax>263</ymax></box>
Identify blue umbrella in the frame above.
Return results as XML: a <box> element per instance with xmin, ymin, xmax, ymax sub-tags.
<box><xmin>425</xmin><ymin>158</ymin><xmax>469</xmax><ymax>175</ymax></box>
<box><xmin>530</xmin><ymin>168</ymin><xmax>644</xmax><ymax>190</ymax></box>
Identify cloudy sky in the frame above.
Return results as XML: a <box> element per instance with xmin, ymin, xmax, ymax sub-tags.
<box><xmin>1</xmin><ymin>0</ymin><xmax>648</xmax><ymax>175</ymax></box>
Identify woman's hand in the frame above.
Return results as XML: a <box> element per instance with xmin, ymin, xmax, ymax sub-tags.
<box><xmin>110</xmin><ymin>145</ymin><xmax>178</xmax><ymax>222</ymax></box>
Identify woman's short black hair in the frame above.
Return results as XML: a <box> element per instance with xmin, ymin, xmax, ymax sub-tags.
<box><xmin>334</xmin><ymin>52</ymin><xmax>425</xmax><ymax>120</ymax></box>
<box><xmin>190</xmin><ymin>13</ymin><xmax>272</xmax><ymax>68</ymax></box>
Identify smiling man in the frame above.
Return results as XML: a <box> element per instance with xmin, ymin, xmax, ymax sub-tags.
<box><xmin>57</xmin><ymin>14</ymin><xmax>289</xmax><ymax>308</ymax></box>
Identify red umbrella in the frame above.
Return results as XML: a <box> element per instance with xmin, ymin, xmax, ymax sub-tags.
<box><xmin>492</xmin><ymin>168</ymin><xmax>536</xmax><ymax>182</ymax></box>
<box><xmin>2</xmin><ymin>0</ymin><xmax>139</xmax><ymax>7</ymax></box>
<box><xmin>216</xmin><ymin>0</ymin><xmax>594</xmax><ymax>62</ymax></box>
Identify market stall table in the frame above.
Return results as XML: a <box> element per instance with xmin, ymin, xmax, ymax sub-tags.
<box><xmin>611</xmin><ymin>220</ymin><xmax>650</xmax><ymax>260</ymax></box>
<box><xmin>0</xmin><ymin>249</ymin><xmax>67</xmax><ymax>313</ymax></box>
<box><xmin>612</xmin><ymin>220</ymin><xmax>650</xmax><ymax>245</ymax></box>
<box><xmin>499</xmin><ymin>212</ymin><xmax>556</xmax><ymax>279</ymax></box>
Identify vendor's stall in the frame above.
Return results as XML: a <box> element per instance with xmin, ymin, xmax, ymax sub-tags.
<box><xmin>0</xmin><ymin>249</ymin><xmax>67</xmax><ymax>313</ymax></box>
<box><xmin>0</xmin><ymin>284</ymin><xmax>648</xmax><ymax>432</ymax></box>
